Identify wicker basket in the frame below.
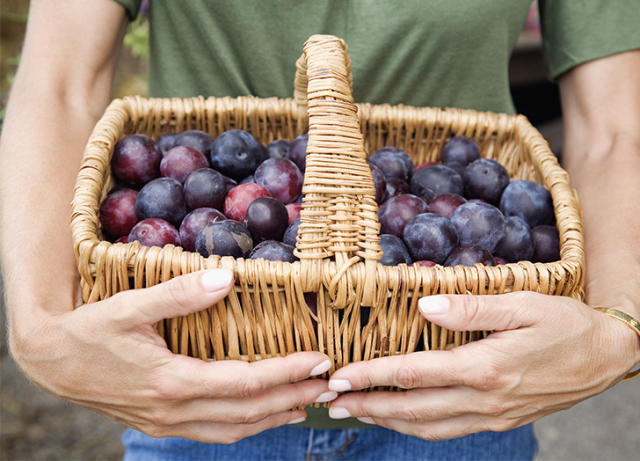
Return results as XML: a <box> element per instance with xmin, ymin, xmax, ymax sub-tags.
<box><xmin>71</xmin><ymin>35</ymin><xmax>585</xmax><ymax>374</ymax></box>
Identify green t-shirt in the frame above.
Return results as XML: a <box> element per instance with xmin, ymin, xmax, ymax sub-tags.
<box><xmin>114</xmin><ymin>0</ymin><xmax>639</xmax><ymax>429</ymax></box>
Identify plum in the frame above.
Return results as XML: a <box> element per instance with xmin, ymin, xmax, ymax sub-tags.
<box><xmin>464</xmin><ymin>158</ymin><xmax>510</xmax><ymax>205</ymax></box>
<box><xmin>369</xmin><ymin>162</ymin><xmax>388</xmax><ymax>204</ymax></box>
<box><xmin>494</xmin><ymin>216</ymin><xmax>534</xmax><ymax>263</ymax></box>
<box><xmin>100</xmin><ymin>188</ymin><xmax>138</xmax><ymax>238</ymax></box>
<box><xmin>441</xmin><ymin>135</ymin><xmax>480</xmax><ymax>166</ymax></box>
<box><xmin>179</xmin><ymin>207</ymin><xmax>225</xmax><ymax>251</ymax></box>
<box><xmin>195</xmin><ymin>220</ymin><xmax>253</xmax><ymax>258</ymax></box>
<box><xmin>385</xmin><ymin>178</ymin><xmax>410</xmax><ymax>199</ymax></box>
<box><xmin>288</xmin><ymin>133</ymin><xmax>308</xmax><ymax>172</ymax></box>
<box><xmin>282</xmin><ymin>218</ymin><xmax>300</xmax><ymax>247</ymax></box>
<box><xmin>285</xmin><ymin>202</ymin><xmax>302</xmax><ymax>225</ymax></box>
<box><xmin>531</xmin><ymin>225</ymin><xmax>560</xmax><ymax>262</ymax></box>
<box><xmin>160</xmin><ymin>146</ymin><xmax>210</xmax><ymax>184</ymax></box>
<box><xmin>403</xmin><ymin>213</ymin><xmax>458</xmax><ymax>264</ymax></box>
<box><xmin>266</xmin><ymin>139</ymin><xmax>291</xmax><ymax>159</ymax></box>
<box><xmin>500</xmin><ymin>180</ymin><xmax>554</xmax><ymax>228</ymax></box>
<box><xmin>368</xmin><ymin>147</ymin><xmax>414</xmax><ymax>181</ymax></box>
<box><xmin>245</xmin><ymin>197</ymin><xmax>289</xmax><ymax>243</ymax></box>
<box><xmin>444</xmin><ymin>245</ymin><xmax>494</xmax><ymax>267</ymax></box>
<box><xmin>249</xmin><ymin>240</ymin><xmax>297</xmax><ymax>262</ymax></box>
<box><xmin>410</xmin><ymin>165</ymin><xmax>463</xmax><ymax>200</ymax></box>
<box><xmin>135</xmin><ymin>177</ymin><xmax>187</xmax><ymax>226</ymax></box>
<box><xmin>379</xmin><ymin>234</ymin><xmax>412</xmax><ymax>266</ymax></box>
<box><xmin>156</xmin><ymin>133</ymin><xmax>179</xmax><ymax>155</ymax></box>
<box><xmin>184</xmin><ymin>168</ymin><xmax>228</xmax><ymax>211</ymax></box>
<box><xmin>111</xmin><ymin>134</ymin><xmax>161</xmax><ymax>186</ymax></box>
<box><xmin>378</xmin><ymin>194</ymin><xmax>429</xmax><ymax>238</ymax></box>
<box><xmin>223</xmin><ymin>183</ymin><xmax>271</xmax><ymax>222</ymax></box>
<box><xmin>450</xmin><ymin>202</ymin><xmax>506</xmax><ymax>252</ymax></box>
<box><xmin>128</xmin><ymin>218</ymin><xmax>180</xmax><ymax>248</ymax></box>
<box><xmin>254</xmin><ymin>158</ymin><xmax>303</xmax><ymax>204</ymax></box>
<box><xmin>210</xmin><ymin>129</ymin><xmax>266</xmax><ymax>180</ymax></box>
<box><xmin>174</xmin><ymin>129</ymin><xmax>214</xmax><ymax>157</ymax></box>
<box><xmin>428</xmin><ymin>193</ymin><xmax>466</xmax><ymax>219</ymax></box>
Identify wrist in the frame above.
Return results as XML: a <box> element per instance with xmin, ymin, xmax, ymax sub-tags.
<box><xmin>595</xmin><ymin>306</ymin><xmax>640</xmax><ymax>381</ymax></box>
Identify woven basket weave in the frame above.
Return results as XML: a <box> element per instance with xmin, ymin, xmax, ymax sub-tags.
<box><xmin>71</xmin><ymin>35</ymin><xmax>585</xmax><ymax>373</ymax></box>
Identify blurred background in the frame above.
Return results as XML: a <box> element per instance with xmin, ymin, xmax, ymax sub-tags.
<box><xmin>1</xmin><ymin>1</ymin><xmax>638</xmax><ymax>460</ymax></box>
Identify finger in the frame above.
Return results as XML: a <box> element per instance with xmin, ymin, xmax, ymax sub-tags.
<box><xmin>107</xmin><ymin>269</ymin><xmax>234</xmax><ymax>325</ymax></box>
<box><xmin>368</xmin><ymin>414</ymin><xmax>494</xmax><ymax>441</ymax></box>
<box><xmin>328</xmin><ymin>387</ymin><xmax>484</xmax><ymax>422</ymax></box>
<box><xmin>328</xmin><ymin>351</ymin><xmax>471</xmax><ymax>392</ymax></box>
<box><xmin>156</xmin><ymin>352</ymin><xmax>331</xmax><ymax>399</ymax></box>
<box><xmin>149</xmin><ymin>410</ymin><xmax>308</xmax><ymax>444</ymax></box>
<box><xmin>418</xmin><ymin>292</ymin><xmax>544</xmax><ymax>332</ymax></box>
<box><xmin>167</xmin><ymin>379</ymin><xmax>336</xmax><ymax>426</ymax></box>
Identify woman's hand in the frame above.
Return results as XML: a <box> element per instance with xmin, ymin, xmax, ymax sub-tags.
<box><xmin>10</xmin><ymin>269</ymin><xmax>335</xmax><ymax>444</ymax></box>
<box><xmin>326</xmin><ymin>292</ymin><xmax>639</xmax><ymax>440</ymax></box>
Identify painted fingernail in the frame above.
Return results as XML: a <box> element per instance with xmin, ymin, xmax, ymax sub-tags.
<box><xmin>287</xmin><ymin>416</ymin><xmax>306</xmax><ymax>425</ymax></box>
<box><xmin>309</xmin><ymin>360</ymin><xmax>331</xmax><ymax>377</ymax></box>
<box><xmin>357</xmin><ymin>417</ymin><xmax>376</xmax><ymax>425</ymax></box>
<box><xmin>315</xmin><ymin>391</ymin><xmax>338</xmax><ymax>403</ymax></box>
<box><xmin>419</xmin><ymin>296</ymin><xmax>450</xmax><ymax>315</ymax></box>
<box><xmin>329</xmin><ymin>407</ymin><xmax>351</xmax><ymax>419</ymax></box>
<box><xmin>328</xmin><ymin>379</ymin><xmax>352</xmax><ymax>392</ymax></box>
<box><xmin>201</xmin><ymin>269</ymin><xmax>233</xmax><ymax>292</ymax></box>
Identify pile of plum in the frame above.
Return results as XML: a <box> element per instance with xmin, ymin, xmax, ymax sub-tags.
<box><xmin>100</xmin><ymin>130</ymin><xmax>560</xmax><ymax>267</ymax></box>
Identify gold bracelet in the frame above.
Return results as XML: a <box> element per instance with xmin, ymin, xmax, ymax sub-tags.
<box><xmin>595</xmin><ymin>307</ymin><xmax>640</xmax><ymax>382</ymax></box>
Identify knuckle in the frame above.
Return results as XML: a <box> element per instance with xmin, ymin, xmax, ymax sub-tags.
<box><xmin>461</xmin><ymin>295</ymin><xmax>483</xmax><ymax>325</ymax></box>
<box><xmin>484</xmin><ymin>400</ymin><xmax>510</xmax><ymax>418</ymax></box>
<box><xmin>468</xmin><ymin>364</ymin><xmax>502</xmax><ymax>391</ymax></box>
<box><xmin>165</xmin><ymin>277</ymin><xmax>193</xmax><ymax>314</ymax></box>
<box><xmin>221</xmin><ymin>428</ymin><xmax>245</xmax><ymax>445</ymax></box>
<box><xmin>238</xmin><ymin>378</ymin><xmax>265</xmax><ymax>398</ymax></box>
<box><xmin>240</xmin><ymin>407</ymin><xmax>268</xmax><ymax>425</ymax></box>
<box><xmin>393</xmin><ymin>363</ymin><xmax>422</xmax><ymax>389</ymax></box>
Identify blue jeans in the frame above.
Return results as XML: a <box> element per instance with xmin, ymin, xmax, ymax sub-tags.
<box><xmin>122</xmin><ymin>424</ymin><xmax>538</xmax><ymax>461</ymax></box>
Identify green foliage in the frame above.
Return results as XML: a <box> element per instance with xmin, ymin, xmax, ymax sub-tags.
<box><xmin>123</xmin><ymin>15</ymin><xmax>149</xmax><ymax>61</ymax></box>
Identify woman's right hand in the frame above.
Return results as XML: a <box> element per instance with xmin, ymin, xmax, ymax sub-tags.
<box><xmin>9</xmin><ymin>269</ymin><xmax>334</xmax><ymax>443</ymax></box>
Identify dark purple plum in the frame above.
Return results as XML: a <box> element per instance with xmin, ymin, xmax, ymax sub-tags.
<box><xmin>222</xmin><ymin>175</ymin><xmax>238</xmax><ymax>194</ymax></box>
<box><xmin>410</xmin><ymin>165</ymin><xmax>463</xmax><ymax>200</ymax></box>
<box><xmin>128</xmin><ymin>218</ymin><xmax>180</xmax><ymax>248</ymax></box>
<box><xmin>266</xmin><ymin>139</ymin><xmax>291</xmax><ymax>159</ymax></box>
<box><xmin>156</xmin><ymin>133</ymin><xmax>179</xmax><ymax>155</ymax></box>
<box><xmin>249</xmin><ymin>240</ymin><xmax>297</xmax><ymax>262</ymax></box>
<box><xmin>500</xmin><ymin>180</ymin><xmax>554</xmax><ymax>228</ymax></box>
<box><xmin>115</xmin><ymin>235</ymin><xmax>128</xmax><ymax>244</ymax></box>
<box><xmin>369</xmin><ymin>162</ymin><xmax>387</xmax><ymax>204</ymax></box>
<box><xmin>100</xmin><ymin>188</ymin><xmax>138</xmax><ymax>238</ymax></box>
<box><xmin>223</xmin><ymin>183</ymin><xmax>271</xmax><ymax>222</ymax></box>
<box><xmin>378</xmin><ymin>194</ymin><xmax>430</xmax><ymax>238</ymax></box>
<box><xmin>450</xmin><ymin>202</ymin><xmax>506</xmax><ymax>252</ymax></box>
<box><xmin>240</xmin><ymin>175</ymin><xmax>255</xmax><ymax>184</ymax></box>
<box><xmin>179</xmin><ymin>207</ymin><xmax>226</xmax><ymax>251</ymax></box>
<box><xmin>402</xmin><ymin>213</ymin><xmax>458</xmax><ymax>264</ymax></box>
<box><xmin>195</xmin><ymin>220</ymin><xmax>253</xmax><ymax>258</ymax></box>
<box><xmin>385</xmin><ymin>178</ymin><xmax>410</xmax><ymax>198</ymax></box>
<box><xmin>368</xmin><ymin>147</ymin><xmax>414</xmax><ymax>181</ymax></box>
<box><xmin>210</xmin><ymin>129</ymin><xmax>266</xmax><ymax>180</ymax></box>
<box><xmin>493</xmin><ymin>256</ymin><xmax>508</xmax><ymax>265</ymax></box>
<box><xmin>531</xmin><ymin>225</ymin><xmax>560</xmax><ymax>262</ymax></box>
<box><xmin>441</xmin><ymin>136</ymin><xmax>481</xmax><ymax>166</ymax></box>
<box><xmin>379</xmin><ymin>234</ymin><xmax>412</xmax><ymax>266</ymax></box>
<box><xmin>174</xmin><ymin>130</ymin><xmax>214</xmax><ymax>157</ymax></box>
<box><xmin>288</xmin><ymin>133</ymin><xmax>308</xmax><ymax>172</ymax></box>
<box><xmin>245</xmin><ymin>197</ymin><xmax>289</xmax><ymax>243</ymax></box>
<box><xmin>254</xmin><ymin>158</ymin><xmax>303</xmax><ymax>204</ymax></box>
<box><xmin>447</xmin><ymin>162</ymin><xmax>467</xmax><ymax>179</ymax></box>
<box><xmin>444</xmin><ymin>245</ymin><xmax>494</xmax><ymax>267</ymax></box>
<box><xmin>285</xmin><ymin>202</ymin><xmax>302</xmax><ymax>225</ymax></box>
<box><xmin>428</xmin><ymin>193</ymin><xmax>466</xmax><ymax>219</ymax></box>
<box><xmin>135</xmin><ymin>177</ymin><xmax>186</xmax><ymax>226</ymax></box>
<box><xmin>283</xmin><ymin>218</ymin><xmax>300</xmax><ymax>247</ymax></box>
<box><xmin>494</xmin><ymin>216</ymin><xmax>534</xmax><ymax>263</ymax></box>
<box><xmin>111</xmin><ymin>134</ymin><xmax>161</xmax><ymax>186</ymax></box>
<box><xmin>184</xmin><ymin>168</ymin><xmax>228</xmax><ymax>211</ymax></box>
<box><xmin>463</xmin><ymin>158</ymin><xmax>510</xmax><ymax>205</ymax></box>
<box><xmin>160</xmin><ymin>146</ymin><xmax>210</xmax><ymax>184</ymax></box>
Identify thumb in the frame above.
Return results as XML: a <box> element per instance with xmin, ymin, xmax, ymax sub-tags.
<box><xmin>108</xmin><ymin>269</ymin><xmax>234</xmax><ymax>325</ymax></box>
<box><xmin>418</xmin><ymin>292</ymin><xmax>540</xmax><ymax>332</ymax></box>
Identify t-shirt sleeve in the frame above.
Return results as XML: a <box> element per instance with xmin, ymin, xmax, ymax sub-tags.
<box><xmin>538</xmin><ymin>0</ymin><xmax>640</xmax><ymax>80</ymax></box>
<box><xmin>113</xmin><ymin>0</ymin><xmax>143</xmax><ymax>21</ymax></box>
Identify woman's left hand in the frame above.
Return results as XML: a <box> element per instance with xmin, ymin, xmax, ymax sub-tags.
<box><xmin>327</xmin><ymin>291</ymin><xmax>639</xmax><ymax>440</ymax></box>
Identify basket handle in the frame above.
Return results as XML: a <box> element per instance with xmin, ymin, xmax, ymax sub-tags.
<box><xmin>292</xmin><ymin>35</ymin><xmax>380</xmax><ymax>308</ymax></box>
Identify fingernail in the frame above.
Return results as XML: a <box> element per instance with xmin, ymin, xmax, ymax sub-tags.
<box><xmin>309</xmin><ymin>360</ymin><xmax>331</xmax><ymax>377</ymax></box>
<box><xmin>329</xmin><ymin>407</ymin><xmax>351</xmax><ymax>419</ymax></box>
<box><xmin>287</xmin><ymin>416</ymin><xmax>306</xmax><ymax>425</ymax></box>
<box><xmin>357</xmin><ymin>417</ymin><xmax>376</xmax><ymax>425</ymax></box>
<box><xmin>201</xmin><ymin>269</ymin><xmax>233</xmax><ymax>292</ymax></box>
<box><xmin>314</xmin><ymin>391</ymin><xmax>338</xmax><ymax>403</ymax></box>
<box><xmin>419</xmin><ymin>296</ymin><xmax>450</xmax><ymax>315</ymax></box>
<box><xmin>328</xmin><ymin>379</ymin><xmax>351</xmax><ymax>392</ymax></box>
